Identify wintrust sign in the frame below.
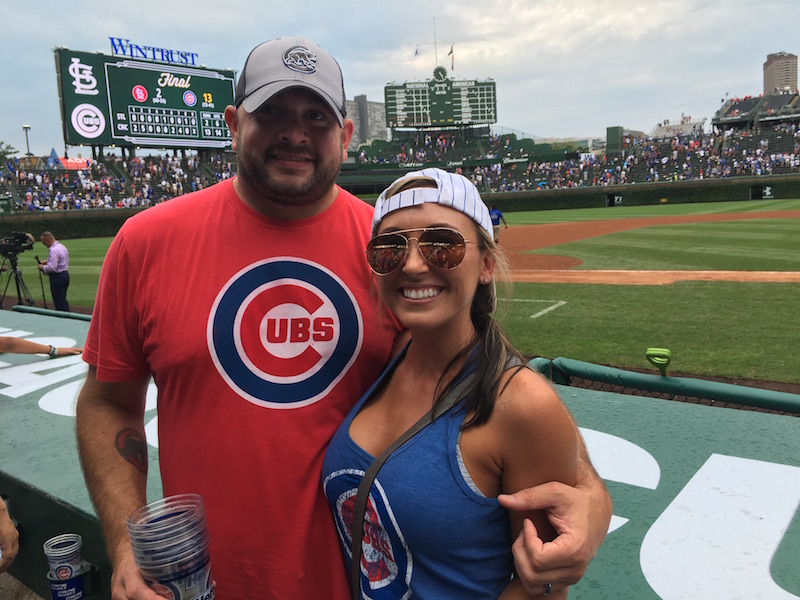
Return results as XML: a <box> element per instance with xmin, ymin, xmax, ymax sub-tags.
<box><xmin>109</xmin><ymin>37</ymin><xmax>199</xmax><ymax>66</ymax></box>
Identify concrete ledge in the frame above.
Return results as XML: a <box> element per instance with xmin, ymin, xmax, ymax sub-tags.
<box><xmin>0</xmin><ymin>572</ymin><xmax>44</xmax><ymax>600</ymax></box>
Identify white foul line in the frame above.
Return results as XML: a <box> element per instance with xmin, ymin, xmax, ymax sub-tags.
<box><xmin>509</xmin><ymin>299</ymin><xmax>567</xmax><ymax>319</ymax></box>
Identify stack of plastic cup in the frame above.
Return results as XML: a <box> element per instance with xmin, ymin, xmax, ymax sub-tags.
<box><xmin>126</xmin><ymin>494</ymin><xmax>214</xmax><ymax>600</ymax></box>
<box><xmin>43</xmin><ymin>533</ymin><xmax>83</xmax><ymax>580</ymax></box>
<box><xmin>43</xmin><ymin>533</ymin><xmax>87</xmax><ymax>599</ymax></box>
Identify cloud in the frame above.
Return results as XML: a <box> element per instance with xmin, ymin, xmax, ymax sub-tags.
<box><xmin>3</xmin><ymin>0</ymin><xmax>800</xmax><ymax>154</ymax></box>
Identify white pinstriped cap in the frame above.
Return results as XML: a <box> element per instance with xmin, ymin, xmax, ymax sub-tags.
<box><xmin>371</xmin><ymin>168</ymin><xmax>493</xmax><ymax>238</ymax></box>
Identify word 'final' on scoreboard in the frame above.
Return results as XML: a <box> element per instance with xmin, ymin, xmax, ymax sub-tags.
<box><xmin>384</xmin><ymin>70</ymin><xmax>496</xmax><ymax>128</ymax></box>
<box><xmin>54</xmin><ymin>48</ymin><xmax>236</xmax><ymax>149</ymax></box>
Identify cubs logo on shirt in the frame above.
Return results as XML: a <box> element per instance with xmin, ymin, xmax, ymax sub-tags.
<box><xmin>207</xmin><ymin>258</ymin><xmax>363</xmax><ymax>408</ymax></box>
<box><xmin>324</xmin><ymin>469</ymin><xmax>413</xmax><ymax>599</ymax></box>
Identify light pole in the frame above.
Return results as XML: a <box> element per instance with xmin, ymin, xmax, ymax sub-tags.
<box><xmin>22</xmin><ymin>125</ymin><xmax>32</xmax><ymax>168</ymax></box>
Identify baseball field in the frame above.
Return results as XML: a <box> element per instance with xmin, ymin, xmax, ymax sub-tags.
<box><xmin>498</xmin><ymin>198</ymin><xmax>800</xmax><ymax>387</ymax></box>
<box><xmin>45</xmin><ymin>197</ymin><xmax>800</xmax><ymax>387</ymax></box>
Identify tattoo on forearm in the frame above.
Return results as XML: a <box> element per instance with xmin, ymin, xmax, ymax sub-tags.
<box><xmin>115</xmin><ymin>428</ymin><xmax>147</xmax><ymax>474</ymax></box>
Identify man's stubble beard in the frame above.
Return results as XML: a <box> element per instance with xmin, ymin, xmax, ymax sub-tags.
<box><xmin>235</xmin><ymin>131</ymin><xmax>342</xmax><ymax>209</ymax></box>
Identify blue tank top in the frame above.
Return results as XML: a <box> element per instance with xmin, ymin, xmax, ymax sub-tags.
<box><xmin>321</xmin><ymin>350</ymin><xmax>513</xmax><ymax>598</ymax></box>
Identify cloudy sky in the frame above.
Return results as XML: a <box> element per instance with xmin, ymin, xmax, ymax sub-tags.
<box><xmin>2</xmin><ymin>0</ymin><xmax>798</xmax><ymax>157</ymax></box>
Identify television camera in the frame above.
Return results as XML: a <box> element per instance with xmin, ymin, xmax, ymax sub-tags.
<box><xmin>0</xmin><ymin>231</ymin><xmax>39</xmax><ymax>308</ymax></box>
<box><xmin>0</xmin><ymin>231</ymin><xmax>35</xmax><ymax>260</ymax></box>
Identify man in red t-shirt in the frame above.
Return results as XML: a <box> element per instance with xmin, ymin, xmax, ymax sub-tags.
<box><xmin>76</xmin><ymin>36</ymin><xmax>611</xmax><ymax>599</ymax></box>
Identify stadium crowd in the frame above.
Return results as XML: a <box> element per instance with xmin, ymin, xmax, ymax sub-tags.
<box><xmin>460</xmin><ymin>122</ymin><xmax>800</xmax><ymax>193</ymax></box>
<box><xmin>2</xmin><ymin>153</ymin><xmax>235</xmax><ymax>211</ymax></box>
<box><xmin>3</xmin><ymin>121</ymin><xmax>800</xmax><ymax>210</ymax></box>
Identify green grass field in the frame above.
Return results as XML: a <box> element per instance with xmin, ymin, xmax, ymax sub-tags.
<box><xmin>503</xmin><ymin>198</ymin><xmax>800</xmax><ymax>225</ymax></box>
<box><xmin>500</xmin><ymin>199</ymin><xmax>800</xmax><ymax>384</ymax></box>
<box><xmin>26</xmin><ymin>199</ymin><xmax>800</xmax><ymax>385</ymax></box>
<box><xmin>526</xmin><ymin>219</ymin><xmax>800</xmax><ymax>271</ymax></box>
<box><xmin>501</xmin><ymin>281</ymin><xmax>798</xmax><ymax>383</ymax></box>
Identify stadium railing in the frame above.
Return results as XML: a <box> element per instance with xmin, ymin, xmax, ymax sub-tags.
<box><xmin>530</xmin><ymin>356</ymin><xmax>800</xmax><ymax>417</ymax></box>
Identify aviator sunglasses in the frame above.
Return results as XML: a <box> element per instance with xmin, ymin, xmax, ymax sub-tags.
<box><xmin>366</xmin><ymin>227</ymin><xmax>477</xmax><ymax>275</ymax></box>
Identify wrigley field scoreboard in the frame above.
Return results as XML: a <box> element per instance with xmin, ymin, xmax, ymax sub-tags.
<box><xmin>385</xmin><ymin>68</ymin><xmax>496</xmax><ymax>128</ymax></box>
<box><xmin>54</xmin><ymin>48</ymin><xmax>236</xmax><ymax>149</ymax></box>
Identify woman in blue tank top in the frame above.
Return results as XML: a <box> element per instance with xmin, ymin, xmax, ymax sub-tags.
<box><xmin>322</xmin><ymin>168</ymin><xmax>579</xmax><ymax>599</ymax></box>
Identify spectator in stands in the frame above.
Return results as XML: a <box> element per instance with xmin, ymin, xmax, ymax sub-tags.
<box><xmin>37</xmin><ymin>231</ymin><xmax>71</xmax><ymax>312</ymax></box>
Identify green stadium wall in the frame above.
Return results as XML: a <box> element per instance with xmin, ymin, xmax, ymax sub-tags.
<box><xmin>0</xmin><ymin>209</ymin><xmax>137</xmax><ymax>239</ymax></box>
<box><xmin>475</xmin><ymin>173</ymin><xmax>800</xmax><ymax>212</ymax></box>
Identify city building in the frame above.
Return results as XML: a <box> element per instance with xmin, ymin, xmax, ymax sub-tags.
<box><xmin>345</xmin><ymin>95</ymin><xmax>388</xmax><ymax>151</ymax></box>
<box><xmin>763</xmin><ymin>52</ymin><xmax>798</xmax><ymax>95</ymax></box>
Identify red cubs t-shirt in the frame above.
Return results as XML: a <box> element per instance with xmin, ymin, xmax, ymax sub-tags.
<box><xmin>84</xmin><ymin>179</ymin><xmax>398</xmax><ymax>599</ymax></box>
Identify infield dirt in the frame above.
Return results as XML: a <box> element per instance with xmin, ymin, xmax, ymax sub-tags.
<box><xmin>501</xmin><ymin>209</ymin><xmax>800</xmax><ymax>284</ymax></box>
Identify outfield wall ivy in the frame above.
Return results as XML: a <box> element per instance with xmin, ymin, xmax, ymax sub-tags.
<box><xmin>0</xmin><ymin>208</ymin><xmax>139</xmax><ymax>239</ymax></box>
<box><xmin>485</xmin><ymin>174</ymin><xmax>800</xmax><ymax>212</ymax></box>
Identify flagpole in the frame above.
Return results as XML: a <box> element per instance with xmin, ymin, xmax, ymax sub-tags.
<box><xmin>414</xmin><ymin>19</ymin><xmax>454</xmax><ymax>70</ymax></box>
<box><xmin>433</xmin><ymin>18</ymin><xmax>439</xmax><ymax>67</ymax></box>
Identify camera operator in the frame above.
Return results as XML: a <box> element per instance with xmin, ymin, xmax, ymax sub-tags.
<box><xmin>37</xmin><ymin>231</ymin><xmax>71</xmax><ymax>312</ymax></box>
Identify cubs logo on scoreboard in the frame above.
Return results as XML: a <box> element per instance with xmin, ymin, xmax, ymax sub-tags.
<box><xmin>207</xmin><ymin>258</ymin><xmax>363</xmax><ymax>408</ymax></box>
<box><xmin>54</xmin><ymin>48</ymin><xmax>235</xmax><ymax>149</ymax></box>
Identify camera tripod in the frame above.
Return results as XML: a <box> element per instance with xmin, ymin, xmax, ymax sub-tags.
<box><xmin>0</xmin><ymin>255</ymin><xmax>37</xmax><ymax>308</ymax></box>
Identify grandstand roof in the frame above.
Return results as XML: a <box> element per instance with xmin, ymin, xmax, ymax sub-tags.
<box><xmin>649</xmin><ymin>119</ymin><xmax>707</xmax><ymax>139</ymax></box>
<box><xmin>712</xmin><ymin>93</ymin><xmax>800</xmax><ymax>127</ymax></box>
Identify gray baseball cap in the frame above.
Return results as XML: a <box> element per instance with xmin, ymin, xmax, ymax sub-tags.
<box><xmin>234</xmin><ymin>36</ymin><xmax>346</xmax><ymax>126</ymax></box>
